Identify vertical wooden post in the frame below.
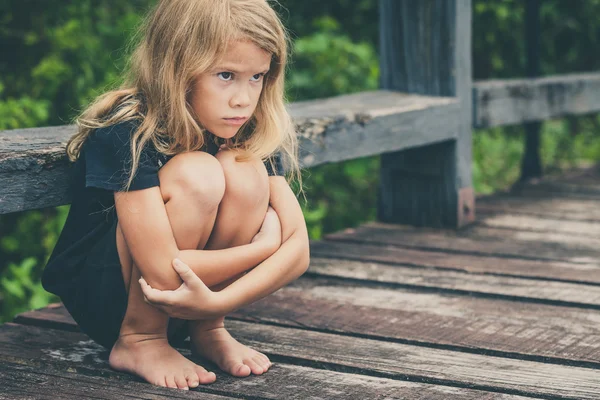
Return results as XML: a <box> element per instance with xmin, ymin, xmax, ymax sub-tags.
<box><xmin>378</xmin><ymin>0</ymin><xmax>474</xmax><ymax>228</ymax></box>
<box><xmin>520</xmin><ymin>0</ymin><xmax>542</xmax><ymax>182</ymax></box>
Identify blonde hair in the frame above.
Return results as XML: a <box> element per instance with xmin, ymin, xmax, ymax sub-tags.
<box><xmin>66</xmin><ymin>0</ymin><xmax>301</xmax><ymax>192</ymax></box>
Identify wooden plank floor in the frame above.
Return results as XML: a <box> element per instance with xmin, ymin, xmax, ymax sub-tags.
<box><xmin>2</xmin><ymin>165</ymin><xmax>600</xmax><ymax>399</ymax></box>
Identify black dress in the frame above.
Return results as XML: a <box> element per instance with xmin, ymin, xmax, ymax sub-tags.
<box><xmin>42</xmin><ymin>120</ymin><xmax>284</xmax><ymax>349</ymax></box>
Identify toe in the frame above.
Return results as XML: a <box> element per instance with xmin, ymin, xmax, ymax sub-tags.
<box><xmin>184</xmin><ymin>369</ymin><xmax>199</xmax><ymax>388</ymax></box>
<box><xmin>255</xmin><ymin>352</ymin><xmax>271</xmax><ymax>368</ymax></box>
<box><xmin>195</xmin><ymin>366</ymin><xmax>216</xmax><ymax>384</ymax></box>
<box><xmin>231</xmin><ymin>362</ymin><xmax>251</xmax><ymax>377</ymax></box>
<box><xmin>174</xmin><ymin>375</ymin><xmax>189</xmax><ymax>390</ymax></box>
<box><xmin>262</xmin><ymin>354</ymin><xmax>272</xmax><ymax>367</ymax></box>
<box><xmin>253</xmin><ymin>355</ymin><xmax>269</xmax><ymax>372</ymax></box>
<box><xmin>245</xmin><ymin>358</ymin><xmax>264</xmax><ymax>375</ymax></box>
<box><xmin>165</xmin><ymin>376</ymin><xmax>178</xmax><ymax>389</ymax></box>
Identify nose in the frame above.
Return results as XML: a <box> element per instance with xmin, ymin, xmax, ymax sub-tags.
<box><xmin>230</xmin><ymin>84</ymin><xmax>251</xmax><ymax>108</ymax></box>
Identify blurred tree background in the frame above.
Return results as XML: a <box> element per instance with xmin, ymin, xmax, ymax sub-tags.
<box><xmin>1</xmin><ymin>0</ymin><xmax>600</xmax><ymax>322</ymax></box>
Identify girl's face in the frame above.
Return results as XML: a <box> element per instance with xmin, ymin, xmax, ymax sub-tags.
<box><xmin>189</xmin><ymin>40</ymin><xmax>272</xmax><ymax>140</ymax></box>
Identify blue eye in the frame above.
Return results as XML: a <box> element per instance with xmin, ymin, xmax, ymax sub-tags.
<box><xmin>250</xmin><ymin>73</ymin><xmax>265</xmax><ymax>82</ymax></box>
<box><xmin>217</xmin><ymin>72</ymin><xmax>233</xmax><ymax>81</ymax></box>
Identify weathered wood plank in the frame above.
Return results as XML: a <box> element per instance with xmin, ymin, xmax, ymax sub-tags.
<box><xmin>511</xmin><ymin>164</ymin><xmax>600</xmax><ymax>199</ymax></box>
<box><xmin>0</xmin><ymin>321</ymin><xmax>594</xmax><ymax>399</ymax></box>
<box><xmin>232</xmin><ymin>279</ymin><xmax>600</xmax><ymax>368</ymax></box>
<box><xmin>477</xmin><ymin>193</ymin><xmax>600</xmax><ymax>222</ymax></box>
<box><xmin>519</xmin><ymin>0</ymin><xmax>542</xmax><ymax>181</ymax></box>
<box><xmin>18</xmin><ymin>274</ymin><xmax>600</xmax><ymax>369</ymax></box>
<box><xmin>0</xmin><ymin>323</ymin><xmax>533</xmax><ymax>400</ymax></box>
<box><xmin>477</xmin><ymin>213</ymin><xmax>600</xmax><ymax>237</ymax></box>
<box><xmin>14</xmin><ymin>302</ymin><xmax>78</xmax><ymax>332</ymax></box>
<box><xmin>0</xmin><ymin>358</ymin><xmax>233</xmax><ymax>399</ymax></box>
<box><xmin>310</xmin><ymin>240</ymin><xmax>600</xmax><ymax>284</ymax></box>
<box><xmin>515</xmin><ymin>179</ymin><xmax>600</xmax><ymax>197</ymax></box>
<box><xmin>324</xmin><ymin>222</ymin><xmax>600</xmax><ymax>263</ymax></box>
<box><xmin>378</xmin><ymin>0</ymin><xmax>474</xmax><ymax>228</ymax></box>
<box><xmin>306</xmin><ymin>257</ymin><xmax>600</xmax><ymax>307</ymax></box>
<box><xmin>0</xmin><ymin>91</ymin><xmax>459</xmax><ymax>215</ymax></box>
<box><xmin>473</xmin><ymin>73</ymin><xmax>600</xmax><ymax>128</ymax></box>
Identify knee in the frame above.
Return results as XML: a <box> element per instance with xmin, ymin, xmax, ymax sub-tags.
<box><xmin>216</xmin><ymin>148</ymin><xmax>269</xmax><ymax>206</ymax></box>
<box><xmin>159</xmin><ymin>151</ymin><xmax>226</xmax><ymax>210</ymax></box>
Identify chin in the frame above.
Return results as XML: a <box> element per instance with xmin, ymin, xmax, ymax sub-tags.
<box><xmin>212</xmin><ymin>131</ymin><xmax>238</xmax><ymax>140</ymax></box>
<box><xmin>215</xmin><ymin>127</ymin><xmax>241</xmax><ymax>139</ymax></box>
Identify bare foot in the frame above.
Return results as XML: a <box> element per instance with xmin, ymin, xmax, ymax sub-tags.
<box><xmin>190</xmin><ymin>321</ymin><xmax>272</xmax><ymax>377</ymax></box>
<box><xmin>109</xmin><ymin>333</ymin><xmax>216</xmax><ymax>390</ymax></box>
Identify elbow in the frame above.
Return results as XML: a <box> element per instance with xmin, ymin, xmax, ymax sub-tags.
<box><xmin>295</xmin><ymin>237</ymin><xmax>311</xmax><ymax>278</ymax></box>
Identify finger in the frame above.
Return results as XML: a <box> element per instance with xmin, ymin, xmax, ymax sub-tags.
<box><xmin>172</xmin><ymin>258</ymin><xmax>206</xmax><ymax>290</ymax></box>
<box><xmin>139</xmin><ymin>278</ymin><xmax>176</xmax><ymax>306</ymax></box>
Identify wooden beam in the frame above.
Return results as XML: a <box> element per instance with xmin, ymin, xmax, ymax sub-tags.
<box><xmin>378</xmin><ymin>0</ymin><xmax>475</xmax><ymax>228</ymax></box>
<box><xmin>520</xmin><ymin>0</ymin><xmax>543</xmax><ymax>181</ymax></box>
<box><xmin>473</xmin><ymin>72</ymin><xmax>600</xmax><ymax>128</ymax></box>
<box><xmin>0</xmin><ymin>91</ymin><xmax>458</xmax><ymax>215</ymax></box>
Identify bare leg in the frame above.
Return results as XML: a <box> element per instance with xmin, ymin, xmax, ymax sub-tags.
<box><xmin>189</xmin><ymin>148</ymin><xmax>273</xmax><ymax>377</ymax></box>
<box><xmin>108</xmin><ymin>152</ymin><xmax>224</xmax><ymax>389</ymax></box>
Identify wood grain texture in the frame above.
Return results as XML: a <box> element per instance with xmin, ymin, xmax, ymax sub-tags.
<box><xmin>378</xmin><ymin>0</ymin><xmax>473</xmax><ymax>228</ymax></box>
<box><xmin>306</xmin><ymin>256</ymin><xmax>600</xmax><ymax>306</ymax></box>
<box><xmin>232</xmin><ymin>279</ymin><xmax>600</xmax><ymax>368</ymax></box>
<box><xmin>0</xmin><ymin>359</ymin><xmax>233</xmax><ymax>399</ymax></box>
<box><xmin>2</xmin><ymin>319</ymin><xmax>598</xmax><ymax>399</ymax></box>
<box><xmin>0</xmin><ymin>91</ymin><xmax>459</xmax><ymax>215</ymax></box>
<box><xmin>0</xmin><ymin>323</ymin><xmax>534</xmax><ymax>400</ymax></box>
<box><xmin>477</xmin><ymin>213</ymin><xmax>600</xmax><ymax>237</ymax></box>
<box><xmin>310</xmin><ymin>239</ymin><xmax>600</xmax><ymax>284</ymax></box>
<box><xmin>477</xmin><ymin>192</ymin><xmax>600</xmax><ymax>222</ymax></box>
<box><xmin>324</xmin><ymin>222</ymin><xmax>600</xmax><ymax>264</ymax></box>
<box><xmin>474</xmin><ymin>73</ymin><xmax>600</xmax><ymax>128</ymax></box>
<box><xmin>18</xmin><ymin>273</ymin><xmax>600</xmax><ymax>368</ymax></box>
<box><xmin>512</xmin><ymin>164</ymin><xmax>600</xmax><ymax>197</ymax></box>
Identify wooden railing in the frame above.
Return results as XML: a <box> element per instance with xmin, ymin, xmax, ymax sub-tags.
<box><xmin>1</xmin><ymin>0</ymin><xmax>599</xmax><ymax>229</ymax></box>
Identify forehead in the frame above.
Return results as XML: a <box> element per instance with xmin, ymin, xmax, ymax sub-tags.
<box><xmin>215</xmin><ymin>40</ymin><xmax>271</xmax><ymax>71</ymax></box>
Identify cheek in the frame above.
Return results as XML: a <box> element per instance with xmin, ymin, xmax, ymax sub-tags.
<box><xmin>193</xmin><ymin>88</ymin><xmax>220</xmax><ymax>117</ymax></box>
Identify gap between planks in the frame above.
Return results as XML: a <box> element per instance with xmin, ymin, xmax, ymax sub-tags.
<box><xmin>324</xmin><ymin>222</ymin><xmax>600</xmax><ymax>265</ymax></box>
<box><xmin>15</xmin><ymin>273</ymin><xmax>600</xmax><ymax>370</ymax></box>
<box><xmin>0</xmin><ymin>323</ymin><xmax>536</xmax><ymax>400</ymax></box>
<box><xmin>310</xmin><ymin>240</ymin><xmax>600</xmax><ymax>286</ymax></box>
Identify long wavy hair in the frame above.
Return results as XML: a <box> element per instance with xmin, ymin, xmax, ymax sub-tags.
<box><xmin>66</xmin><ymin>0</ymin><xmax>301</xmax><ymax>192</ymax></box>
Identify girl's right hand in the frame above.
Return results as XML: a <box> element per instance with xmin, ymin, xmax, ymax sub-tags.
<box><xmin>251</xmin><ymin>206</ymin><xmax>282</xmax><ymax>253</ymax></box>
<box><xmin>139</xmin><ymin>258</ymin><xmax>227</xmax><ymax>319</ymax></box>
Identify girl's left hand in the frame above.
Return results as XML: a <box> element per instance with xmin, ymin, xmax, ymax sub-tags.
<box><xmin>139</xmin><ymin>258</ymin><xmax>226</xmax><ymax>320</ymax></box>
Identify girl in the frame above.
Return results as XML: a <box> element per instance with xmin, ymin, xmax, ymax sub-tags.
<box><xmin>42</xmin><ymin>0</ymin><xmax>310</xmax><ymax>391</ymax></box>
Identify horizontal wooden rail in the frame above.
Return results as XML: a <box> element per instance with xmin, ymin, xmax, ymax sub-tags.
<box><xmin>0</xmin><ymin>90</ymin><xmax>459</xmax><ymax>215</ymax></box>
<box><xmin>5</xmin><ymin>70</ymin><xmax>600</xmax><ymax>215</ymax></box>
<box><xmin>473</xmin><ymin>72</ymin><xmax>600</xmax><ymax>128</ymax></box>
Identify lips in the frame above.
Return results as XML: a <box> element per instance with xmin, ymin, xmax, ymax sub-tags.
<box><xmin>223</xmin><ymin>116</ymin><xmax>248</xmax><ymax>126</ymax></box>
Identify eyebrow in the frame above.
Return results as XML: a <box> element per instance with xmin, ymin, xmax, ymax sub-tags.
<box><xmin>214</xmin><ymin>66</ymin><xmax>270</xmax><ymax>74</ymax></box>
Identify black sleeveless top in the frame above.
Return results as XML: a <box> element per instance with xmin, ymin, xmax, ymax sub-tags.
<box><xmin>42</xmin><ymin>120</ymin><xmax>284</xmax><ymax>301</ymax></box>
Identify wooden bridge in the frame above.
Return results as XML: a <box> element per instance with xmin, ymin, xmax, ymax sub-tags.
<box><xmin>2</xmin><ymin>0</ymin><xmax>600</xmax><ymax>398</ymax></box>
<box><xmin>2</xmin><ymin>166</ymin><xmax>600</xmax><ymax>399</ymax></box>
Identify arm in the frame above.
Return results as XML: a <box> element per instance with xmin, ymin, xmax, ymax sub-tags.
<box><xmin>114</xmin><ymin>187</ymin><xmax>275</xmax><ymax>291</ymax></box>
<box><xmin>179</xmin><ymin>241</ymin><xmax>275</xmax><ymax>288</ymax></box>
<box><xmin>138</xmin><ymin>175</ymin><xmax>310</xmax><ymax>319</ymax></box>
<box><xmin>216</xmin><ymin>175</ymin><xmax>310</xmax><ymax>313</ymax></box>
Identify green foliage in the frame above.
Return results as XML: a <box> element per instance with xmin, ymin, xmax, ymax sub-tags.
<box><xmin>472</xmin><ymin>127</ymin><xmax>524</xmax><ymax>194</ymax></box>
<box><xmin>0</xmin><ymin>257</ymin><xmax>58</xmax><ymax>321</ymax></box>
<box><xmin>0</xmin><ymin>0</ymin><xmax>151</xmax><ymax>128</ymax></box>
<box><xmin>286</xmin><ymin>17</ymin><xmax>379</xmax><ymax>101</ymax></box>
<box><xmin>300</xmin><ymin>156</ymin><xmax>380</xmax><ymax>239</ymax></box>
<box><xmin>0</xmin><ymin>206</ymin><xmax>68</xmax><ymax>322</ymax></box>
